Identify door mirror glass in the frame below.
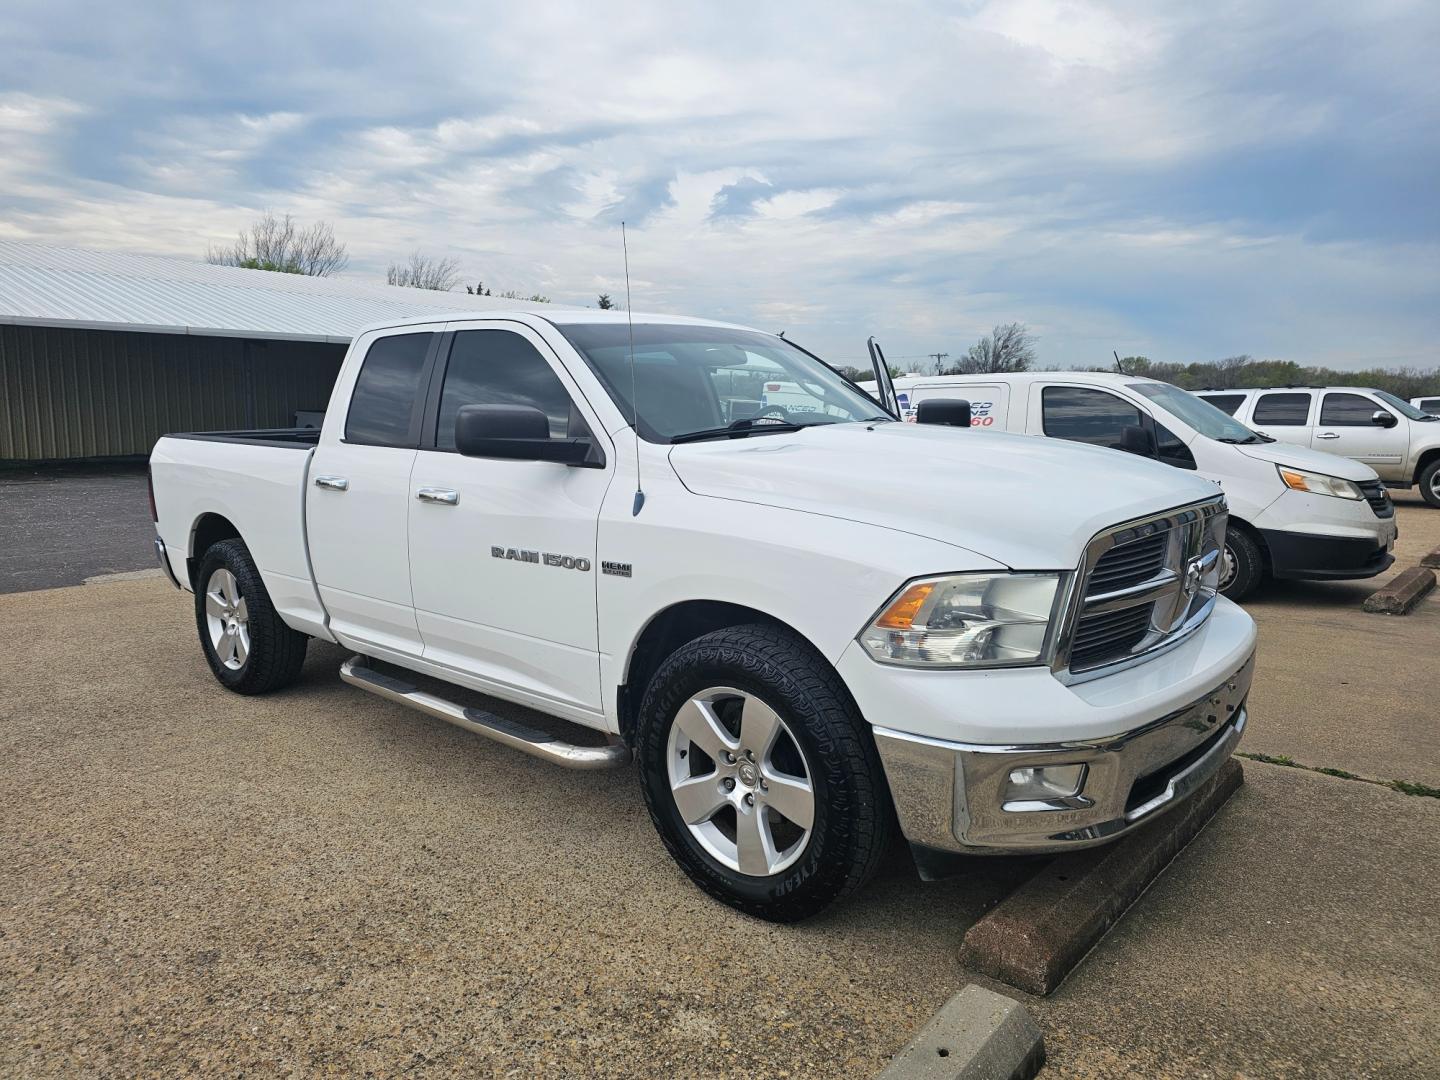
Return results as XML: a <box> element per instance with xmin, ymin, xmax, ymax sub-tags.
<box><xmin>454</xmin><ymin>404</ymin><xmax>593</xmax><ymax>464</ymax></box>
<box><xmin>1372</xmin><ymin>410</ymin><xmax>1398</xmax><ymax>428</ymax></box>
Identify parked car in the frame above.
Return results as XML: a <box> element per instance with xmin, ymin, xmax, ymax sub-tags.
<box><xmin>1194</xmin><ymin>387</ymin><xmax>1440</xmax><ymax>508</ymax></box>
<box><xmin>859</xmin><ymin>370</ymin><xmax>1396</xmax><ymax>599</ymax></box>
<box><xmin>151</xmin><ymin>311</ymin><xmax>1256</xmax><ymax>921</ymax></box>
<box><xmin>1410</xmin><ymin>396</ymin><xmax>1440</xmax><ymax>417</ymax></box>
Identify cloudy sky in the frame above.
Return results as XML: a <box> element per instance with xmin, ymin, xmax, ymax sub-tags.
<box><xmin>1</xmin><ymin>0</ymin><xmax>1436</xmax><ymax>370</ymax></box>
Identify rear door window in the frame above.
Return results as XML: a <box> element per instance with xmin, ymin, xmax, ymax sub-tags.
<box><xmin>1041</xmin><ymin>386</ymin><xmax>1144</xmax><ymax>450</ymax></box>
<box><xmin>1200</xmin><ymin>394</ymin><xmax>1245</xmax><ymax>416</ymax></box>
<box><xmin>345</xmin><ymin>333</ymin><xmax>436</xmax><ymax>447</ymax></box>
<box><xmin>1320</xmin><ymin>393</ymin><xmax>1384</xmax><ymax>426</ymax></box>
<box><xmin>1252</xmin><ymin>392</ymin><xmax>1312</xmax><ymax>426</ymax></box>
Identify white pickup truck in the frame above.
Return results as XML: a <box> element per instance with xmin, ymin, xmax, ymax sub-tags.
<box><xmin>150</xmin><ymin>310</ymin><xmax>1257</xmax><ymax>921</ymax></box>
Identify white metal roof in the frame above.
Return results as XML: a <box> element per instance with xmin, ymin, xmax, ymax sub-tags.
<box><xmin>0</xmin><ymin>239</ymin><xmax>582</xmax><ymax>344</ymax></box>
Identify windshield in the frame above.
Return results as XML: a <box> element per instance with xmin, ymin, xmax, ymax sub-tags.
<box><xmin>558</xmin><ymin>323</ymin><xmax>887</xmax><ymax>441</ymax></box>
<box><xmin>1127</xmin><ymin>382</ymin><xmax>1263</xmax><ymax>442</ymax></box>
<box><xmin>1374</xmin><ymin>389</ymin><xmax>1434</xmax><ymax>421</ymax></box>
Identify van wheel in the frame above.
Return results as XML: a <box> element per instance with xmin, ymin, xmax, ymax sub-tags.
<box><xmin>1219</xmin><ymin>527</ymin><xmax>1263</xmax><ymax>601</ymax></box>
<box><xmin>1420</xmin><ymin>458</ymin><xmax>1440</xmax><ymax>508</ymax></box>
<box><xmin>195</xmin><ymin>539</ymin><xmax>308</xmax><ymax>694</ymax></box>
<box><xmin>635</xmin><ymin>625</ymin><xmax>893</xmax><ymax>922</ymax></box>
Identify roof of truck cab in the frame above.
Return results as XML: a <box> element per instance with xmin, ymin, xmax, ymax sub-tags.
<box><xmin>346</xmin><ymin>308</ymin><xmax>763</xmax><ymax>337</ymax></box>
<box><xmin>887</xmin><ymin>371</ymin><xmax>1165</xmax><ymax>386</ymax></box>
<box><xmin>1194</xmin><ymin>386</ymin><xmax>1389</xmax><ymax>395</ymax></box>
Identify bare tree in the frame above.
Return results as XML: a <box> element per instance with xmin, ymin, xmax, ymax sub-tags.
<box><xmin>947</xmin><ymin>322</ymin><xmax>1037</xmax><ymax>374</ymax></box>
<box><xmin>206</xmin><ymin>212</ymin><xmax>348</xmax><ymax>277</ymax></box>
<box><xmin>387</xmin><ymin>252</ymin><xmax>462</xmax><ymax>291</ymax></box>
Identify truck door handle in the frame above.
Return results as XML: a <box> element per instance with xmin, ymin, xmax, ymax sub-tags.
<box><xmin>314</xmin><ymin>475</ymin><xmax>350</xmax><ymax>491</ymax></box>
<box><xmin>416</xmin><ymin>487</ymin><xmax>459</xmax><ymax>505</ymax></box>
<box><xmin>1316</xmin><ymin>432</ymin><xmax>1339</xmax><ymax>439</ymax></box>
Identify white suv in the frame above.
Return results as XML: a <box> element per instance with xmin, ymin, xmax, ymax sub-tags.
<box><xmin>1196</xmin><ymin>387</ymin><xmax>1440</xmax><ymax>508</ymax></box>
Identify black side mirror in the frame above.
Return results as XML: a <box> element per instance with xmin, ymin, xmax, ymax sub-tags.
<box><xmin>1372</xmin><ymin>410</ymin><xmax>1397</xmax><ymax>428</ymax></box>
<box><xmin>916</xmin><ymin>398</ymin><xmax>972</xmax><ymax>428</ymax></box>
<box><xmin>1119</xmin><ymin>425</ymin><xmax>1158</xmax><ymax>457</ymax></box>
<box><xmin>454</xmin><ymin>404</ymin><xmax>594</xmax><ymax>465</ymax></box>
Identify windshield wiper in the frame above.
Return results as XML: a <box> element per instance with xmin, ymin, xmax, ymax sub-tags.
<box><xmin>670</xmin><ymin>418</ymin><xmax>806</xmax><ymax>444</ymax></box>
<box><xmin>1217</xmin><ymin>434</ymin><xmax>1273</xmax><ymax>444</ymax></box>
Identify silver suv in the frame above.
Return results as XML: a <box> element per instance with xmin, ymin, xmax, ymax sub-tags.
<box><xmin>1195</xmin><ymin>386</ymin><xmax>1440</xmax><ymax>508</ymax></box>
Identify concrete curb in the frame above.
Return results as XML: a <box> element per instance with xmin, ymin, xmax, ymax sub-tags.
<box><xmin>1421</xmin><ymin>546</ymin><xmax>1440</xmax><ymax>570</ymax></box>
<box><xmin>958</xmin><ymin>758</ymin><xmax>1244</xmax><ymax>996</ymax></box>
<box><xmin>1362</xmin><ymin>566</ymin><xmax>1436</xmax><ymax>614</ymax></box>
<box><xmin>877</xmin><ymin>984</ymin><xmax>1044</xmax><ymax>1080</ymax></box>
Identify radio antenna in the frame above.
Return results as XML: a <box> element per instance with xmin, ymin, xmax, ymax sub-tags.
<box><xmin>623</xmin><ymin>222</ymin><xmax>644</xmax><ymax>516</ymax></box>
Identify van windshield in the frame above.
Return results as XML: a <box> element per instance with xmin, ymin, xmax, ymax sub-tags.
<box><xmin>1128</xmin><ymin>382</ymin><xmax>1265</xmax><ymax>442</ymax></box>
<box><xmin>558</xmin><ymin>323</ymin><xmax>888</xmax><ymax>442</ymax></box>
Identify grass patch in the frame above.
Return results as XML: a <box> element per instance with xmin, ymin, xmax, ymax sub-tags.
<box><xmin>1239</xmin><ymin>754</ymin><xmax>1440</xmax><ymax>798</ymax></box>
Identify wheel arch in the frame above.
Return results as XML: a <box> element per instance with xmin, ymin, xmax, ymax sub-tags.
<box><xmin>1415</xmin><ymin>446</ymin><xmax>1440</xmax><ymax>485</ymax></box>
<box><xmin>617</xmin><ymin>600</ymin><xmax>834</xmax><ymax>744</ymax></box>
<box><xmin>187</xmin><ymin>513</ymin><xmax>243</xmax><ymax>589</ymax></box>
<box><xmin>1226</xmin><ymin>514</ymin><xmax>1272</xmax><ymax>573</ymax></box>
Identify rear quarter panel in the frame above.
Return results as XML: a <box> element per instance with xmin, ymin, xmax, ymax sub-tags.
<box><xmin>149</xmin><ymin>436</ymin><xmax>329</xmax><ymax>637</ymax></box>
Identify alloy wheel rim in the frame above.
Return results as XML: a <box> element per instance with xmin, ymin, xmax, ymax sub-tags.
<box><xmin>1430</xmin><ymin>472</ymin><xmax>1440</xmax><ymax>499</ymax></box>
<box><xmin>666</xmin><ymin>686</ymin><xmax>815</xmax><ymax>877</ymax></box>
<box><xmin>204</xmin><ymin>568</ymin><xmax>250</xmax><ymax>670</ymax></box>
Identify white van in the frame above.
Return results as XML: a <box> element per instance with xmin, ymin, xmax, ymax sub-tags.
<box><xmin>1412</xmin><ymin>396</ymin><xmax>1440</xmax><ymax>417</ymax></box>
<box><xmin>861</xmin><ymin>371</ymin><xmax>1397</xmax><ymax>599</ymax></box>
<box><xmin>1194</xmin><ymin>387</ymin><xmax>1440</xmax><ymax>508</ymax></box>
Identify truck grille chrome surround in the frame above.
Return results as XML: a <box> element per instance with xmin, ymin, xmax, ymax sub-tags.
<box><xmin>1054</xmin><ymin>497</ymin><xmax>1228</xmax><ymax>683</ymax></box>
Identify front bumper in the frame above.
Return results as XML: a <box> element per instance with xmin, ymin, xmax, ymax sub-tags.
<box><xmin>872</xmin><ymin>651</ymin><xmax>1254</xmax><ymax>855</ymax></box>
<box><xmin>1261</xmin><ymin>528</ymin><xmax>1395</xmax><ymax>581</ymax></box>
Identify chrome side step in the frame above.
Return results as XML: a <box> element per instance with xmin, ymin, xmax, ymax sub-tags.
<box><xmin>339</xmin><ymin>655</ymin><xmax>631</xmax><ymax>771</ymax></box>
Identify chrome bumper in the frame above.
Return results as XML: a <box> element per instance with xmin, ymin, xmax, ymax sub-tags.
<box><xmin>874</xmin><ymin>651</ymin><xmax>1254</xmax><ymax>854</ymax></box>
<box><xmin>154</xmin><ymin>535</ymin><xmax>184</xmax><ymax>591</ymax></box>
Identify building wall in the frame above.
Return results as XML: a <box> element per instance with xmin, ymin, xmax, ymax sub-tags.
<box><xmin>0</xmin><ymin>325</ymin><xmax>345</xmax><ymax>460</ymax></box>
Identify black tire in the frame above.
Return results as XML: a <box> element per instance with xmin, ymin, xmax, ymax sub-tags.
<box><xmin>1220</xmin><ymin>526</ymin><xmax>1264</xmax><ymax>601</ymax></box>
<box><xmin>635</xmin><ymin>624</ymin><xmax>894</xmax><ymax>922</ymax></box>
<box><xmin>194</xmin><ymin>538</ymin><xmax>308</xmax><ymax>694</ymax></box>
<box><xmin>1419</xmin><ymin>458</ymin><xmax>1440</xmax><ymax>509</ymax></box>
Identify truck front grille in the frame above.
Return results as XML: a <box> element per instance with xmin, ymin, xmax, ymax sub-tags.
<box><xmin>1358</xmin><ymin>480</ymin><xmax>1394</xmax><ymax>519</ymax></box>
<box><xmin>1060</xmin><ymin>498</ymin><xmax>1228</xmax><ymax>678</ymax></box>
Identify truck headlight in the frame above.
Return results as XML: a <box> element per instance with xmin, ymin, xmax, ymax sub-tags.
<box><xmin>1277</xmin><ymin>465</ymin><xmax>1363</xmax><ymax>500</ymax></box>
<box><xmin>859</xmin><ymin>572</ymin><xmax>1065</xmax><ymax>668</ymax></box>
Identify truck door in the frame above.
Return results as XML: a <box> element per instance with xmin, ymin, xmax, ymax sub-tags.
<box><xmin>306</xmin><ymin>329</ymin><xmax>439</xmax><ymax>657</ymax></box>
<box><xmin>1312</xmin><ymin>392</ymin><xmax>1408</xmax><ymax>478</ymax></box>
<box><xmin>407</xmin><ymin>323</ymin><xmax>611</xmax><ymax>719</ymax></box>
<box><xmin>1248</xmin><ymin>391</ymin><xmax>1314</xmax><ymax>448</ymax></box>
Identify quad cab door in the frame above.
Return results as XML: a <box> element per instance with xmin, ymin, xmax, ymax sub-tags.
<box><xmin>406</xmin><ymin>322</ymin><xmax>613</xmax><ymax>722</ymax></box>
<box><xmin>306</xmin><ymin>328</ymin><xmax>441</xmax><ymax>657</ymax></box>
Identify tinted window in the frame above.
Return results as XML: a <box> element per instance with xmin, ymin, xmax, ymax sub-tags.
<box><xmin>1421</xmin><ymin>398</ymin><xmax>1440</xmax><ymax>412</ymax></box>
<box><xmin>1201</xmin><ymin>394</ymin><xmax>1245</xmax><ymax>416</ymax></box>
<box><xmin>1041</xmin><ymin>386</ymin><xmax>1144</xmax><ymax>450</ymax></box>
<box><xmin>436</xmin><ymin>330</ymin><xmax>576</xmax><ymax>449</ymax></box>
<box><xmin>1321</xmin><ymin>393</ymin><xmax>1385</xmax><ymax>426</ymax></box>
<box><xmin>345</xmin><ymin>333</ymin><xmax>434</xmax><ymax>446</ymax></box>
<box><xmin>1252</xmin><ymin>393</ymin><xmax>1312</xmax><ymax>426</ymax></box>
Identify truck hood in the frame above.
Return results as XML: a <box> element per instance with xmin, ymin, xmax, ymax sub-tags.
<box><xmin>1233</xmin><ymin>440</ymin><xmax>1378</xmax><ymax>482</ymax></box>
<box><xmin>667</xmin><ymin>422</ymin><xmax>1223</xmax><ymax>570</ymax></box>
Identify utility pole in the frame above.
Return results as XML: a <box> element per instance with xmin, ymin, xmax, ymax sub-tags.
<box><xmin>927</xmin><ymin>352</ymin><xmax>949</xmax><ymax>373</ymax></box>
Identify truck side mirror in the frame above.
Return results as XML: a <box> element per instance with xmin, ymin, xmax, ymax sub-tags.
<box><xmin>454</xmin><ymin>404</ymin><xmax>595</xmax><ymax>465</ymax></box>
<box><xmin>1119</xmin><ymin>425</ymin><xmax>1158</xmax><ymax>457</ymax></box>
<box><xmin>1372</xmin><ymin>410</ymin><xmax>1397</xmax><ymax>428</ymax></box>
<box><xmin>915</xmin><ymin>399</ymin><xmax>972</xmax><ymax>428</ymax></box>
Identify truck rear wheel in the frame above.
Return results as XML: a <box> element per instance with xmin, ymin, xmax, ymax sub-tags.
<box><xmin>195</xmin><ymin>539</ymin><xmax>308</xmax><ymax>695</ymax></box>
<box><xmin>635</xmin><ymin>624</ymin><xmax>893</xmax><ymax>922</ymax></box>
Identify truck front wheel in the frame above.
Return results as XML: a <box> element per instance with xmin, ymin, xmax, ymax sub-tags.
<box><xmin>194</xmin><ymin>539</ymin><xmax>308</xmax><ymax>694</ymax></box>
<box><xmin>635</xmin><ymin>625</ymin><xmax>893</xmax><ymax>922</ymax></box>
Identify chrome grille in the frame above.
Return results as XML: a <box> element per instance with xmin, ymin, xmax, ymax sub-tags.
<box><xmin>1058</xmin><ymin>498</ymin><xmax>1228</xmax><ymax>679</ymax></box>
<box><xmin>1357</xmin><ymin>480</ymin><xmax>1394</xmax><ymax>519</ymax></box>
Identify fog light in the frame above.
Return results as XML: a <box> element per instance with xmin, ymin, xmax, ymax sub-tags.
<box><xmin>1005</xmin><ymin>764</ymin><xmax>1087</xmax><ymax>801</ymax></box>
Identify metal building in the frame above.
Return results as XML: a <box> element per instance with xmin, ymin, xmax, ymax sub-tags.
<box><xmin>0</xmin><ymin>241</ymin><xmax>542</xmax><ymax>461</ymax></box>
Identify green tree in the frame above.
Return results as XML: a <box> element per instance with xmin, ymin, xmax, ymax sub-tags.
<box><xmin>597</xmin><ymin>293</ymin><xmax>615</xmax><ymax>309</ymax></box>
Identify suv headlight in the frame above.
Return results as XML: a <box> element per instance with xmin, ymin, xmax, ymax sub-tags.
<box><xmin>1277</xmin><ymin>465</ymin><xmax>1364</xmax><ymax>500</ymax></box>
<box><xmin>859</xmin><ymin>572</ymin><xmax>1065</xmax><ymax>668</ymax></box>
